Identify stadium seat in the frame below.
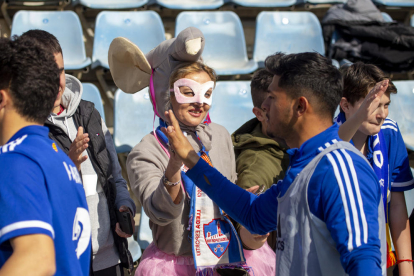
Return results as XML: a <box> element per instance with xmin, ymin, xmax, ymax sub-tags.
<box><xmin>405</xmin><ymin>169</ymin><xmax>414</xmax><ymax>215</ymax></box>
<box><xmin>175</xmin><ymin>11</ymin><xmax>257</xmax><ymax>75</ymax></box>
<box><xmin>155</xmin><ymin>0</ymin><xmax>223</xmax><ymax>9</ymax></box>
<box><xmin>81</xmin><ymin>83</ymin><xmax>105</xmax><ymax>122</ymax></box>
<box><xmin>304</xmin><ymin>0</ymin><xmax>346</xmax><ymax>5</ymax></box>
<box><xmin>11</xmin><ymin>11</ymin><xmax>91</xmax><ymax>71</ymax></box>
<box><xmin>381</xmin><ymin>12</ymin><xmax>393</xmax><ymax>22</ymax></box>
<box><xmin>373</xmin><ymin>0</ymin><xmax>414</xmax><ymax>7</ymax></box>
<box><xmin>113</xmin><ymin>88</ymin><xmax>158</xmax><ymax>154</ymax></box>
<box><xmin>92</xmin><ymin>11</ymin><xmax>165</xmax><ymax>69</ymax></box>
<box><xmin>209</xmin><ymin>81</ymin><xmax>254</xmax><ymax>134</ymax></box>
<box><xmin>229</xmin><ymin>0</ymin><xmax>295</xmax><ymax>7</ymax></box>
<box><xmin>138</xmin><ymin>207</ymin><xmax>152</xmax><ymax>250</ymax></box>
<box><xmin>253</xmin><ymin>12</ymin><xmax>324</xmax><ymax>67</ymax></box>
<box><xmin>411</xmin><ymin>14</ymin><xmax>414</xmax><ymax>26</ymax></box>
<box><xmin>387</xmin><ymin>81</ymin><xmax>414</xmax><ymax>151</ymax></box>
<box><xmin>76</xmin><ymin>0</ymin><xmax>147</xmax><ymax>9</ymax></box>
<box><xmin>127</xmin><ymin>236</ymin><xmax>142</xmax><ymax>262</ymax></box>
<box><xmin>1</xmin><ymin>0</ymin><xmax>70</xmax><ymax>28</ymax></box>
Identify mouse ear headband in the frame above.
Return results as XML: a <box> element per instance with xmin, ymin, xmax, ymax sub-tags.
<box><xmin>108</xmin><ymin>37</ymin><xmax>151</xmax><ymax>94</ymax></box>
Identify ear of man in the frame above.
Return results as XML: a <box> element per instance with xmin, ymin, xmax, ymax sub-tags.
<box><xmin>296</xmin><ymin>96</ymin><xmax>309</xmax><ymax>117</ymax></box>
<box><xmin>252</xmin><ymin>107</ymin><xmax>266</xmax><ymax>122</ymax></box>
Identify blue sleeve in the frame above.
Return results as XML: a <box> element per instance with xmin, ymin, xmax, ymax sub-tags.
<box><xmin>383</xmin><ymin>122</ymin><xmax>414</xmax><ymax>192</ymax></box>
<box><xmin>0</xmin><ymin>153</ymin><xmax>54</xmax><ymax>245</ymax></box>
<box><xmin>309</xmin><ymin>150</ymin><xmax>382</xmax><ymax>276</ymax></box>
<box><xmin>186</xmin><ymin>158</ymin><xmax>279</xmax><ymax>235</ymax></box>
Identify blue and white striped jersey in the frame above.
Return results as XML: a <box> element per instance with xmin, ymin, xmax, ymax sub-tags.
<box><xmin>186</xmin><ymin>123</ymin><xmax>383</xmax><ymax>275</ymax></box>
<box><xmin>377</xmin><ymin>118</ymin><xmax>414</xmax><ymax>191</ymax></box>
<box><xmin>0</xmin><ymin>126</ymin><xmax>91</xmax><ymax>275</ymax></box>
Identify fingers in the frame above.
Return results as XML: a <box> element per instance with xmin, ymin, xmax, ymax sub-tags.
<box><xmin>119</xmin><ymin>206</ymin><xmax>129</xmax><ymax>213</ymax></box>
<box><xmin>115</xmin><ymin>223</ymin><xmax>132</xmax><ymax>238</ymax></box>
<box><xmin>165</xmin><ymin>110</ymin><xmax>181</xmax><ymax>133</ymax></box>
<box><xmin>77</xmin><ymin>126</ymin><xmax>84</xmax><ymax>137</ymax></box>
<box><xmin>246</xmin><ymin>185</ymin><xmax>260</xmax><ymax>194</ymax></box>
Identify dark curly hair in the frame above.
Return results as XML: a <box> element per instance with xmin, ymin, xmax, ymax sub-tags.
<box><xmin>265</xmin><ymin>52</ymin><xmax>343</xmax><ymax>119</ymax></box>
<box><xmin>0</xmin><ymin>35</ymin><xmax>60</xmax><ymax>123</ymax></box>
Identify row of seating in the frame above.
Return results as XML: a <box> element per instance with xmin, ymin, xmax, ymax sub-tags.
<box><xmin>4</xmin><ymin>0</ymin><xmax>414</xmax><ymax>9</ymax></box>
<box><xmin>11</xmin><ymin>10</ymin><xmax>327</xmax><ymax>75</ymax></box>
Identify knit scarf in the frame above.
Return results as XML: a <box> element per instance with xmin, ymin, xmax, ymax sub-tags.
<box><xmin>155</xmin><ymin>119</ymin><xmax>250</xmax><ymax>275</ymax></box>
<box><xmin>335</xmin><ymin>113</ymin><xmax>395</xmax><ymax>267</ymax></box>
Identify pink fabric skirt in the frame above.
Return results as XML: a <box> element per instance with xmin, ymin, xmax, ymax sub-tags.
<box><xmin>136</xmin><ymin>242</ymin><xmax>275</xmax><ymax>276</ymax></box>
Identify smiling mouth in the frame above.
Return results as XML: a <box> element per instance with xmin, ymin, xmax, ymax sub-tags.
<box><xmin>189</xmin><ymin>109</ymin><xmax>203</xmax><ymax>117</ymax></box>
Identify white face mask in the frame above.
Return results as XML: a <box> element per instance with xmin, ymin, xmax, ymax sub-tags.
<box><xmin>170</xmin><ymin>78</ymin><xmax>214</xmax><ymax>105</ymax></box>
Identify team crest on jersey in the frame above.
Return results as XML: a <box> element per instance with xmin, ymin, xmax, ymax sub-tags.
<box><xmin>72</xmin><ymin>207</ymin><xmax>91</xmax><ymax>259</ymax></box>
<box><xmin>203</xmin><ymin>219</ymin><xmax>231</xmax><ymax>258</ymax></box>
<box><xmin>52</xmin><ymin>143</ymin><xmax>58</xmax><ymax>152</ymax></box>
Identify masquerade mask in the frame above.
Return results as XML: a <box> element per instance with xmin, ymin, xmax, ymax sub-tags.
<box><xmin>170</xmin><ymin>78</ymin><xmax>214</xmax><ymax>105</ymax></box>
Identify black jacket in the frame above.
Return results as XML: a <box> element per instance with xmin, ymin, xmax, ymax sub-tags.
<box><xmin>45</xmin><ymin>100</ymin><xmax>133</xmax><ymax>273</ymax></box>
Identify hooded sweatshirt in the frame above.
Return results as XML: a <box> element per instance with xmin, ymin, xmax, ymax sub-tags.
<box><xmin>232</xmin><ymin>118</ymin><xmax>289</xmax><ymax>191</ymax></box>
<box><xmin>47</xmin><ymin>74</ymin><xmax>136</xmax><ymax>271</ymax></box>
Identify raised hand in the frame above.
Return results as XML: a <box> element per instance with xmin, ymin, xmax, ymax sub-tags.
<box><xmin>161</xmin><ymin>110</ymin><xmax>200</xmax><ymax>169</ymax></box>
<box><xmin>68</xmin><ymin>127</ymin><xmax>89</xmax><ymax>171</ymax></box>
<box><xmin>355</xmin><ymin>79</ymin><xmax>389</xmax><ymax>122</ymax></box>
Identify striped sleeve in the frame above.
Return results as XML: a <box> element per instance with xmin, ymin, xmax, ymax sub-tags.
<box><xmin>309</xmin><ymin>149</ymin><xmax>382</xmax><ymax>274</ymax></box>
<box><xmin>382</xmin><ymin>119</ymin><xmax>414</xmax><ymax>191</ymax></box>
<box><xmin>0</xmin><ymin>153</ymin><xmax>54</xmax><ymax>245</ymax></box>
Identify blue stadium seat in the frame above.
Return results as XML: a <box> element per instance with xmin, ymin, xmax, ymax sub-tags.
<box><xmin>209</xmin><ymin>81</ymin><xmax>254</xmax><ymax>134</ymax></box>
<box><xmin>229</xmin><ymin>0</ymin><xmax>295</xmax><ymax>7</ymax></box>
<box><xmin>127</xmin><ymin>236</ymin><xmax>142</xmax><ymax>262</ymax></box>
<box><xmin>138</xmin><ymin>207</ymin><xmax>152</xmax><ymax>250</ymax></box>
<box><xmin>92</xmin><ymin>11</ymin><xmax>164</xmax><ymax>69</ymax></box>
<box><xmin>387</xmin><ymin>81</ymin><xmax>414</xmax><ymax>151</ymax></box>
<box><xmin>81</xmin><ymin>83</ymin><xmax>105</xmax><ymax>122</ymax></box>
<box><xmin>11</xmin><ymin>11</ymin><xmax>91</xmax><ymax>71</ymax></box>
<box><xmin>113</xmin><ymin>88</ymin><xmax>158</xmax><ymax>154</ymax></box>
<box><xmin>155</xmin><ymin>0</ymin><xmax>223</xmax><ymax>9</ymax></box>
<box><xmin>373</xmin><ymin>0</ymin><xmax>414</xmax><ymax>7</ymax></box>
<box><xmin>253</xmin><ymin>12</ymin><xmax>324</xmax><ymax>67</ymax></box>
<box><xmin>175</xmin><ymin>11</ymin><xmax>257</xmax><ymax>75</ymax></box>
<box><xmin>381</xmin><ymin>12</ymin><xmax>393</xmax><ymax>22</ymax></box>
<box><xmin>77</xmin><ymin>0</ymin><xmax>147</xmax><ymax>9</ymax></box>
<box><xmin>304</xmin><ymin>0</ymin><xmax>346</xmax><ymax>4</ymax></box>
<box><xmin>405</xmin><ymin>169</ymin><xmax>414</xmax><ymax>215</ymax></box>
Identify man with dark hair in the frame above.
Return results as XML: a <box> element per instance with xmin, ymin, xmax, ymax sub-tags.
<box><xmin>21</xmin><ymin>29</ymin><xmax>136</xmax><ymax>276</ymax></box>
<box><xmin>0</xmin><ymin>35</ymin><xmax>91</xmax><ymax>275</ymax></box>
<box><xmin>162</xmin><ymin>52</ymin><xmax>386</xmax><ymax>276</ymax></box>
<box><xmin>232</xmin><ymin>69</ymin><xmax>289</xmax><ymax>250</ymax></box>
<box><xmin>337</xmin><ymin>62</ymin><xmax>413</xmax><ymax>275</ymax></box>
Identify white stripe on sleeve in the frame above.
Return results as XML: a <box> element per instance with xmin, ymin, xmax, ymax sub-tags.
<box><xmin>0</xmin><ymin>220</ymin><xmax>55</xmax><ymax>239</ymax></box>
<box><xmin>332</xmin><ymin>150</ymin><xmax>362</xmax><ymax>247</ymax></box>
<box><xmin>341</xmin><ymin>149</ymin><xmax>368</xmax><ymax>244</ymax></box>
<box><xmin>326</xmin><ymin>152</ymin><xmax>354</xmax><ymax>251</ymax></box>
<box><xmin>392</xmin><ymin>178</ymin><xmax>414</xmax><ymax>188</ymax></box>
<box><xmin>381</xmin><ymin>125</ymin><xmax>398</xmax><ymax>132</ymax></box>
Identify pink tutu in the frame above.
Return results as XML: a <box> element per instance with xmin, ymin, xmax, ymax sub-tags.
<box><xmin>136</xmin><ymin>242</ymin><xmax>275</xmax><ymax>276</ymax></box>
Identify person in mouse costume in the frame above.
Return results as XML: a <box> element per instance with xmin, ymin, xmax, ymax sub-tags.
<box><xmin>108</xmin><ymin>27</ymin><xmax>275</xmax><ymax>276</ymax></box>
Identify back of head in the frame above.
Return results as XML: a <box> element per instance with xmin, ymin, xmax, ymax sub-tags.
<box><xmin>21</xmin><ymin>29</ymin><xmax>62</xmax><ymax>56</ymax></box>
<box><xmin>340</xmin><ymin>62</ymin><xmax>397</xmax><ymax>106</ymax></box>
<box><xmin>0</xmin><ymin>35</ymin><xmax>60</xmax><ymax>123</ymax></box>
<box><xmin>265</xmin><ymin>52</ymin><xmax>343</xmax><ymax>119</ymax></box>
<box><xmin>250</xmin><ymin>69</ymin><xmax>273</xmax><ymax>108</ymax></box>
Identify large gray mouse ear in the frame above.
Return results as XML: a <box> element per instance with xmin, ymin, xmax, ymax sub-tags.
<box><xmin>108</xmin><ymin>37</ymin><xmax>152</xmax><ymax>94</ymax></box>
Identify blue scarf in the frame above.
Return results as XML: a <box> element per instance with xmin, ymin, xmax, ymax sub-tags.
<box><xmin>156</xmin><ymin>119</ymin><xmax>250</xmax><ymax>275</ymax></box>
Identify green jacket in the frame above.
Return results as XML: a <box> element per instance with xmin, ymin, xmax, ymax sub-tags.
<box><xmin>232</xmin><ymin>118</ymin><xmax>289</xmax><ymax>251</ymax></box>
<box><xmin>232</xmin><ymin>118</ymin><xmax>289</xmax><ymax>191</ymax></box>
